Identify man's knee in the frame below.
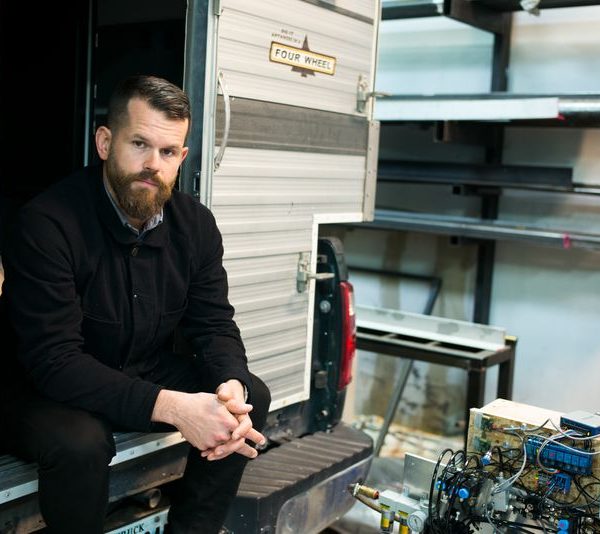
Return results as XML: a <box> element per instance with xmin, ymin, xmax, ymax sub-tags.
<box><xmin>40</xmin><ymin>414</ymin><xmax>115</xmax><ymax>470</ymax></box>
<box><xmin>248</xmin><ymin>374</ymin><xmax>270</xmax><ymax>431</ymax></box>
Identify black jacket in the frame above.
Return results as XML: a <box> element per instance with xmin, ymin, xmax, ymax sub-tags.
<box><xmin>2</xmin><ymin>165</ymin><xmax>251</xmax><ymax>431</ymax></box>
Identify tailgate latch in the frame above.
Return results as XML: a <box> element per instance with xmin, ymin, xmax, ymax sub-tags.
<box><xmin>297</xmin><ymin>253</ymin><xmax>334</xmax><ymax>293</ymax></box>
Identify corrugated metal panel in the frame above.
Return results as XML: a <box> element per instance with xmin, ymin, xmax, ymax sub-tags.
<box><xmin>244</xmin><ymin>330</ymin><xmax>306</xmax><ymax>362</ymax></box>
<box><xmin>213</xmin><ymin>147</ymin><xmax>365</xmax><ymax>407</ymax></box>
<box><xmin>218</xmin><ymin>0</ymin><xmax>377</xmax><ymax>115</ymax></box>
<box><xmin>214</xmin><ymin>203</ymin><xmax>364</xmax><ymax>220</ymax></box>
<box><xmin>222</xmin><ymin>230</ymin><xmax>312</xmax><ymax>260</ymax></box>
<box><xmin>216</xmin><ymin>97</ymin><xmax>369</xmax><ymax>155</ymax></box>
<box><xmin>213</xmin><ymin>148</ymin><xmax>366</xmax><ymax>210</ymax></box>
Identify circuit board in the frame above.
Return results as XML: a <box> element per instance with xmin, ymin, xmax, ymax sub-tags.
<box><xmin>467</xmin><ymin>399</ymin><xmax>600</xmax><ymax>507</ymax></box>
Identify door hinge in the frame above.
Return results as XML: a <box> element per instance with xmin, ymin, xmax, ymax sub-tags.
<box><xmin>356</xmin><ymin>74</ymin><xmax>390</xmax><ymax>113</ymax></box>
<box><xmin>297</xmin><ymin>253</ymin><xmax>334</xmax><ymax>293</ymax></box>
<box><xmin>214</xmin><ymin>0</ymin><xmax>222</xmax><ymax>16</ymax></box>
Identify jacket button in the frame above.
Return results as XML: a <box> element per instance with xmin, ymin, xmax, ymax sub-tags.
<box><xmin>133</xmin><ymin>294</ymin><xmax>138</xmax><ymax>299</ymax></box>
<box><xmin>131</xmin><ymin>246</ymin><xmax>139</xmax><ymax>257</ymax></box>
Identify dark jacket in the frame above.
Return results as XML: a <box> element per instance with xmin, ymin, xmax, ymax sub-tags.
<box><xmin>2</xmin><ymin>165</ymin><xmax>251</xmax><ymax>431</ymax></box>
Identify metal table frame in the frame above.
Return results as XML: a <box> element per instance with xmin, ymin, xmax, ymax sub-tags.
<box><xmin>355</xmin><ymin>306</ymin><xmax>516</xmax><ymax>451</ymax></box>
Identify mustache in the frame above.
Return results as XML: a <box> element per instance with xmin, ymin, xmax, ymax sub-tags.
<box><xmin>131</xmin><ymin>170</ymin><xmax>160</xmax><ymax>185</ymax></box>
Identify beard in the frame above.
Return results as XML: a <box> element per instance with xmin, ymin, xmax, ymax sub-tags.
<box><xmin>105</xmin><ymin>152</ymin><xmax>174</xmax><ymax>222</ymax></box>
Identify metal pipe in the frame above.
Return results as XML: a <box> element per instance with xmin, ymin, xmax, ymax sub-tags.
<box><xmin>358</xmin><ymin>210</ymin><xmax>600</xmax><ymax>250</ymax></box>
<box><xmin>559</xmin><ymin>97</ymin><xmax>600</xmax><ymax>120</ymax></box>
<box><xmin>130</xmin><ymin>488</ymin><xmax>162</xmax><ymax>509</ymax></box>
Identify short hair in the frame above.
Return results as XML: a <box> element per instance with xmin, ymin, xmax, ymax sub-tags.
<box><xmin>107</xmin><ymin>75</ymin><xmax>191</xmax><ymax>133</ymax></box>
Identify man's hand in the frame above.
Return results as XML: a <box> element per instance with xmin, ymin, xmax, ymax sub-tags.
<box><xmin>151</xmin><ymin>389</ymin><xmax>251</xmax><ymax>451</ymax></box>
<box><xmin>201</xmin><ymin>379</ymin><xmax>266</xmax><ymax>461</ymax></box>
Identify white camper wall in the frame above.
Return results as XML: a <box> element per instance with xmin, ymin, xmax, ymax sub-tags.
<box><xmin>344</xmin><ymin>5</ymin><xmax>600</xmax><ymax>430</ymax></box>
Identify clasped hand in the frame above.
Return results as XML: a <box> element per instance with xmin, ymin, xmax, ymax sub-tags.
<box><xmin>200</xmin><ymin>379</ymin><xmax>266</xmax><ymax>461</ymax></box>
<box><xmin>152</xmin><ymin>380</ymin><xmax>266</xmax><ymax>461</ymax></box>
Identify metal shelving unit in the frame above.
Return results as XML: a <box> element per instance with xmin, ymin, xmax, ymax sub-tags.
<box><xmin>347</xmin><ymin>0</ymin><xmax>600</xmax><ymax>451</ymax></box>
<box><xmin>370</xmin><ymin>0</ymin><xmax>600</xmax><ymax>318</ymax></box>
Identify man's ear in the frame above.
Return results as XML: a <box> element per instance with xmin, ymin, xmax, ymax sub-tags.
<box><xmin>95</xmin><ymin>126</ymin><xmax>112</xmax><ymax>161</ymax></box>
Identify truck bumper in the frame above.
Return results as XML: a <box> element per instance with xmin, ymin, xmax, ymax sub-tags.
<box><xmin>224</xmin><ymin>423</ymin><xmax>373</xmax><ymax>534</ymax></box>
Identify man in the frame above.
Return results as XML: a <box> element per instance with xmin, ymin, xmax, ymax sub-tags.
<box><xmin>1</xmin><ymin>75</ymin><xmax>270</xmax><ymax>533</ymax></box>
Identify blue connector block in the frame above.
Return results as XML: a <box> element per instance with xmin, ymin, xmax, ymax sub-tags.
<box><xmin>552</xmin><ymin>473</ymin><xmax>572</xmax><ymax>493</ymax></box>
<box><xmin>526</xmin><ymin>436</ymin><xmax>592</xmax><ymax>475</ymax></box>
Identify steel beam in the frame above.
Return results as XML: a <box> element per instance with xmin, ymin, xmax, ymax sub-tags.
<box><xmin>377</xmin><ymin>160</ymin><xmax>574</xmax><ymax>190</ymax></box>
<box><xmin>355</xmin><ymin>210</ymin><xmax>600</xmax><ymax>250</ymax></box>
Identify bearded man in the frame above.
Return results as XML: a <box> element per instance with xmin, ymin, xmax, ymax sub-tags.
<box><xmin>0</xmin><ymin>75</ymin><xmax>270</xmax><ymax>534</ymax></box>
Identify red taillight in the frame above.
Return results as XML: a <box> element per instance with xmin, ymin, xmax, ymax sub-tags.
<box><xmin>338</xmin><ymin>281</ymin><xmax>356</xmax><ymax>390</ymax></box>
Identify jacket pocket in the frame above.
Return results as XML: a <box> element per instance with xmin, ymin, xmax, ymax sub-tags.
<box><xmin>81</xmin><ymin>313</ymin><xmax>123</xmax><ymax>367</ymax></box>
<box><xmin>153</xmin><ymin>303</ymin><xmax>188</xmax><ymax>350</ymax></box>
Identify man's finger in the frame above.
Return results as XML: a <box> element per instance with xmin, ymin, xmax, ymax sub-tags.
<box><xmin>216</xmin><ymin>380</ymin><xmax>245</xmax><ymax>403</ymax></box>
<box><xmin>201</xmin><ymin>440</ymin><xmax>241</xmax><ymax>459</ymax></box>
<box><xmin>243</xmin><ymin>427</ymin><xmax>266</xmax><ymax>446</ymax></box>
<box><xmin>231</xmin><ymin>415</ymin><xmax>253</xmax><ymax>440</ymax></box>
<box><xmin>223</xmin><ymin>399</ymin><xmax>253</xmax><ymax>415</ymax></box>
<box><xmin>216</xmin><ymin>387</ymin><xmax>234</xmax><ymax>402</ymax></box>
<box><xmin>207</xmin><ymin>442</ymin><xmax>258</xmax><ymax>461</ymax></box>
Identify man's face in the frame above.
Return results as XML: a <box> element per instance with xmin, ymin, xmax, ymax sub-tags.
<box><xmin>96</xmin><ymin>98</ymin><xmax>189</xmax><ymax>223</ymax></box>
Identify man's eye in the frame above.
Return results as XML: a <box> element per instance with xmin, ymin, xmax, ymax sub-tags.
<box><xmin>133</xmin><ymin>140</ymin><xmax>145</xmax><ymax>148</ymax></box>
<box><xmin>162</xmin><ymin>149</ymin><xmax>175</xmax><ymax>157</ymax></box>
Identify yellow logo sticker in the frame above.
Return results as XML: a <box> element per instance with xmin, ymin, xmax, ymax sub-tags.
<box><xmin>269</xmin><ymin>41</ymin><xmax>336</xmax><ymax>76</ymax></box>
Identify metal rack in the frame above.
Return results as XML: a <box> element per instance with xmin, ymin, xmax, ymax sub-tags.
<box><xmin>368</xmin><ymin>0</ymin><xmax>600</xmax><ymax>320</ymax></box>
<box><xmin>356</xmin><ymin>306</ymin><xmax>516</xmax><ymax>449</ymax></box>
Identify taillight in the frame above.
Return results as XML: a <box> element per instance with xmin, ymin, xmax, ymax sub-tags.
<box><xmin>338</xmin><ymin>281</ymin><xmax>356</xmax><ymax>390</ymax></box>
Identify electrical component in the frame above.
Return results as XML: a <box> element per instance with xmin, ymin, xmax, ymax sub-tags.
<box><xmin>472</xmin><ymin>436</ymin><xmax>491</xmax><ymax>453</ymax></box>
<box><xmin>525</xmin><ymin>436</ymin><xmax>593</xmax><ymax>475</ymax></box>
<box><xmin>561</xmin><ymin>411</ymin><xmax>600</xmax><ymax>437</ymax></box>
<box><xmin>352</xmin><ymin>400</ymin><xmax>600</xmax><ymax>533</ymax></box>
<box><xmin>474</xmin><ymin>412</ymin><xmax>493</xmax><ymax>432</ymax></box>
<box><xmin>552</xmin><ymin>473</ymin><xmax>572</xmax><ymax>493</ymax></box>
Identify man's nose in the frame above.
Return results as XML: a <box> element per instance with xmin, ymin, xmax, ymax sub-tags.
<box><xmin>144</xmin><ymin>149</ymin><xmax>161</xmax><ymax>171</ymax></box>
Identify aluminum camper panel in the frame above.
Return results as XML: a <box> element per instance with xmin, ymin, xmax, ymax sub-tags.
<box><xmin>212</xmin><ymin>147</ymin><xmax>365</xmax><ymax>408</ymax></box>
<box><xmin>218</xmin><ymin>0</ymin><xmax>378</xmax><ymax>115</ymax></box>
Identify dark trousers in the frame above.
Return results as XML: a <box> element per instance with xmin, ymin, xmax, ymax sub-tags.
<box><xmin>2</xmin><ymin>355</ymin><xmax>271</xmax><ymax>534</ymax></box>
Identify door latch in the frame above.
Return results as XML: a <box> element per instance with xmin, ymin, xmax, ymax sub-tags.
<box><xmin>356</xmin><ymin>74</ymin><xmax>390</xmax><ymax>113</ymax></box>
<box><xmin>297</xmin><ymin>253</ymin><xmax>334</xmax><ymax>293</ymax></box>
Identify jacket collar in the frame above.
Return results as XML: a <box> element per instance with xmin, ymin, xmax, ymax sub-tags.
<box><xmin>90</xmin><ymin>165</ymin><xmax>169</xmax><ymax>248</ymax></box>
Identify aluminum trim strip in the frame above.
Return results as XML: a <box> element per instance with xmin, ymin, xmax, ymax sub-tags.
<box><xmin>356</xmin><ymin>305</ymin><xmax>507</xmax><ymax>351</ymax></box>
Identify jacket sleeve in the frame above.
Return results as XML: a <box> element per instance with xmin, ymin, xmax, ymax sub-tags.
<box><xmin>3</xmin><ymin>208</ymin><xmax>162</xmax><ymax>431</ymax></box>
<box><xmin>179</xmin><ymin>209</ymin><xmax>252</xmax><ymax>392</ymax></box>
